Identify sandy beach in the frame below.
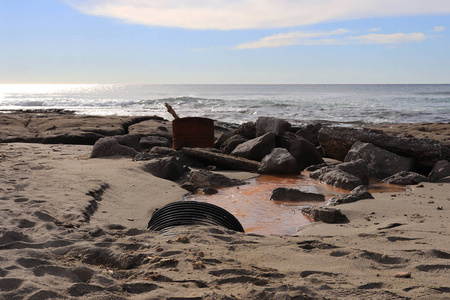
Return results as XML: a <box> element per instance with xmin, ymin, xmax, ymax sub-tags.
<box><xmin>0</xmin><ymin>114</ymin><xmax>449</xmax><ymax>299</ymax></box>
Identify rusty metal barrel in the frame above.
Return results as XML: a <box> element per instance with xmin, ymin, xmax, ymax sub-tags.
<box><xmin>172</xmin><ymin>117</ymin><xmax>214</xmax><ymax>150</ymax></box>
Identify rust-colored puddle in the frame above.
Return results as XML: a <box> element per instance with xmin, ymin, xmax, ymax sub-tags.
<box><xmin>185</xmin><ymin>174</ymin><xmax>405</xmax><ymax>236</ymax></box>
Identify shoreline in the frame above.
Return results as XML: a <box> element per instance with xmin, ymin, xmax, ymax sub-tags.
<box><xmin>1</xmin><ymin>112</ymin><xmax>449</xmax><ymax>299</ymax></box>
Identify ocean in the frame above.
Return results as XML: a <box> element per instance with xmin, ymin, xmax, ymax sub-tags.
<box><xmin>1</xmin><ymin>84</ymin><xmax>449</xmax><ymax>126</ymax></box>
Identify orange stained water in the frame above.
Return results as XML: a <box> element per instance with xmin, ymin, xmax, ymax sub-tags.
<box><xmin>186</xmin><ymin>174</ymin><xmax>406</xmax><ymax>236</ymax></box>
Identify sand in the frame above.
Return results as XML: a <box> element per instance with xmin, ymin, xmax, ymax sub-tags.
<box><xmin>0</xmin><ymin>141</ymin><xmax>449</xmax><ymax>299</ymax></box>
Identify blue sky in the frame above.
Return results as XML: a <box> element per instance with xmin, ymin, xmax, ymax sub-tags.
<box><xmin>1</xmin><ymin>0</ymin><xmax>450</xmax><ymax>84</ymax></box>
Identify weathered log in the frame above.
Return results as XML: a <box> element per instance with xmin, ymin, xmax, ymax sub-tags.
<box><xmin>182</xmin><ymin>147</ymin><xmax>260</xmax><ymax>172</ymax></box>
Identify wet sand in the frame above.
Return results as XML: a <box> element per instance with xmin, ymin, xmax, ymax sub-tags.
<box><xmin>1</xmin><ymin>140</ymin><xmax>449</xmax><ymax>299</ymax></box>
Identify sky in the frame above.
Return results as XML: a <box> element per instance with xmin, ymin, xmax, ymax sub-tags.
<box><xmin>1</xmin><ymin>0</ymin><xmax>450</xmax><ymax>84</ymax></box>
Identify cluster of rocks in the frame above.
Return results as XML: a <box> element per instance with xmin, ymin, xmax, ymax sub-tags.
<box><xmin>88</xmin><ymin>116</ymin><xmax>450</xmax><ymax>223</ymax></box>
<box><xmin>3</xmin><ymin>111</ymin><xmax>449</xmax><ymax>224</ymax></box>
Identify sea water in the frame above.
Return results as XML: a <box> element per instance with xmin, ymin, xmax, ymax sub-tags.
<box><xmin>1</xmin><ymin>84</ymin><xmax>449</xmax><ymax>126</ymax></box>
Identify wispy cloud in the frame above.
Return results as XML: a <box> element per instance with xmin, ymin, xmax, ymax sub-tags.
<box><xmin>65</xmin><ymin>0</ymin><xmax>450</xmax><ymax>30</ymax></box>
<box><xmin>434</xmin><ymin>26</ymin><xmax>446</xmax><ymax>32</ymax></box>
<box><xmin>235</xmin><ymin>30</ymin><xmax>426</xmax><ymax>49</ymax></box>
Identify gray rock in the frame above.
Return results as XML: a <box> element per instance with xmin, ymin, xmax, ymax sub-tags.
<box><xmin>336</xmin><ymin>159</ymin><xmax>369</xmax><ymax>185</ymax></box>
<box><xmin>90</xmin><ymin>137</ymin><xmax>138</xmax><ymax>158</ymax></box>
<box><xmin>214</xmin><ymin>132</ymin><xmax>233</xmax><ymax>149</ymax></box>
<box><xmin>258</xmin><ymin>148</ymin><xmax>300</xmax><ymax>175</ymax></box>
<box><xmin>382</xmin><ymin>171</ymin><xmax>428</xmax><ymax>185</ymax></box>
<box><xmin>180</xmin><ymin>181</ymin><xmax>198</xmax><ymax>193</ymax></box>
<box><xmin>345</xmin><ymin>141</ymin><xmax>413</xmax><ymax>179</ymax></box>
<box><xmin>221</xmin><ymin>134</ymin><xmax>248</xmax><ymax>154</ymax></box>
<box><xmin>270</xmin><ymin>187</ymin><xmax>325</xmax><ymax>202</ymax></box>
<box><xmin>310</xmin><ymin>167</ymin><xmax>363</xmax><ymax>190</ymax></box>
<box><xmin>231</xmin><ymin>132</ymin><xmax>276</xmax><ymax>161</ymax></box>
<box><xmin>236</xmin><ymin>121</ymin><xmax>256</xmax><ymax>139</ymax></box>
<box><xmin>289</xmin><ymin>137</ymin><xmax>324</xmax><ymax>171</ymax></box>
<box><xmin>114</xmin><ymin>134</ymin><xmax>141</xmax><ymax>152</ymax></box>
<box><xmin>189</xmin><ymin>169</ymin><xmax>245</xmax><ymax>188</ymax></box>
<box><xmin>326</xmin><ymin>185</ymin><xmax>374</xmax><ymax>206</ymax></box>
<box><xmin>142</xmin><ymin>157</ymin><xmax>185</xmax><ymax>181</ymax></box>
<box><xmin>301</xmin><ymin>206</ymin><xmax>349</xmax><ymax>223</ymax></box>
<box><xmin>318</xmin><ymin>126</ymin><xmax>442</xmax><ymax>167</ymax></box>
<box><xmin>256</xmin><ymin>117</ymin><xmax>291</xmax><ymax>137</ymax></box>
<box><xmin>295</xmin><ymin>123</ymin><xmax>322</xmax><ymax>146</ymax></box>
<box><xmin>139</xmin><ymin>135</ymin><xmax>171</xmax><ymax>151</ymax></box>
<box><xmin>428</xmin><ymin>160</ymin><xmax>450</xmax><ymax>182</ymax></box>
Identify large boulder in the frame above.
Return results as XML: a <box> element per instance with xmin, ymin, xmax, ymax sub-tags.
<box><xmin>90</xmin><ymin>137</ymin><xmax>138</xmax><ymax>158</ymax></box>
<box><xmin>113</xmin><ymin>134</ymin><xmax>141</xmax><ymax>152</ymax></box>
<box><xmin>231</xmin><ymin>132</ymin><xmax>276</xmax><ymax>161</ymax></box>
<box><xmin>220</xmin><ymin>134</ymin><xmax>248</xmax><ymax>154</ymax></box>
<box><xmin>258</xmin><ymin>148</ymin><xmax>300</xmax><ymax>175</ymax></box>
<box><xmin>289</xmin><ymin>137</ymin><xmax>324</xmax><ymax>171</ymax></box>
<box><xmin>428</xmin><ymin>160</ymin><xmax>450</xmax><ymax>182</ymax></box>
<box><xmin>270</xmin><ymin>187</ymin><xmax>324</xmax><ymax>202</ymax></box>
<box><xmin>345</xmin><ymin>141</ymin><xmax>413</xmax><ymax>179</ymax></box>
<box><xmin>214</xmin><ymin>132</ymin><xmax>233</xmax><ymax>150</ymax></box>
<box><xmin>255</xmin><ymin>117</ymin><xmax>291</xmax><ymax>137</ymax></box>
<box><xmin>301</xmin><ymin>206</ymin><xmax>349</xmax><ymax>224</ymax></box>
<box><xmin>142</xmin><ymin>157</ymin><xmax>186</xmax><ymax>181</ymax></box>
<box><xmin>295</xmin><ymin>123</ymin><xmax>322</xmax><ymax>146</ymax></box>
<box><xmin>318</xmin><ymin>126</ymin><xmax>443</xmax><ymax>167</ymax></box>
<box><xmin>236</xmin><ymin>121</ymin><xmax>256</xmax><ymax>139</ymax></box>
<box><xmin>382</xmin><ymin>171</ymin><xmax>428</xmax><ymax>185</ymax></box>
<box><xmin>310</xmin><ymin>167</ymin><xmax>363</xmax><ymax>190</ymax></box>
<box><xmin>189</xmin><ymin>169</ymin><xmax>245</xmax><ymax>188</ymax></box>
<box><xmin>139</xmin><ymin>135</ymin><xmax>172</xmax><ymax>151</ymax></box>
<box><xmin>326</xmin><ymin>185</ymin><xmax>374</xmax><ymax>206</ymax></box>
<box><xmin>335</xmin><ymin>159</ymin><xmax>369</xmax><ymax>185</ymax></box>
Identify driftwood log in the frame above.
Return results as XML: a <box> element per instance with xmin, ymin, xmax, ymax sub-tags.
<box><xmin>182</xmin><ymin>147</ymin><xmax>260</xmax><ymax>173</ymax></box>
<box><xmin>164</xmin><ymin>103</ymin><xmax>180</xmax><ymax>119</ymax></box>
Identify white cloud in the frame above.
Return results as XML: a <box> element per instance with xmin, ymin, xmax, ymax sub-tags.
<box><xmin>434</xmin><ymin>26</ymin><xmax>446</xmax><ymax>32</ymax></box>
<box><xmin>348</xmin><ymin>32</ymin><xmax>425</xmax><ymax>44</ymax></box>
<box><xmin>65</xmin><ymin>0</ymin><xmax>450</xmax><ymax>30</ymax></box>
<box><xmin>235</xmin><ymin>30</ymin><xmax>425</xmax><ymax>49</ymax></box>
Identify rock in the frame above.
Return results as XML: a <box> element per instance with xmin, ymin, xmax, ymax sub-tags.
<box><xmin>214</xmin><ymin>132</ymin><xmax>233</xmax><ymax>149</ymax></box>
<box><xmin>203</xmin><ymin>187</ymin><xmax>219</xmax><ymax>195</ymax></box>
<box><xmin>180</xmin><ymin>181</ymin><xmax>198</xmax><ymax>193</ymax></box>
<box><xmin>231</xmin><ymin>132</ymin><xmax>276</xmax><ymax>161</ymax></box>
<box><xmin>270</xmin><ymin>187</ymin><xmax>325</xmax><ymax>202</ymax></box>
<box><xmin>220</xmin><ymin>134</ymin><xmax>248</xmax><ymax>154</ymax></box>
<box><xmin>236</xmin><ymin>121</ymin><xmax>256</xmax><ymax>139</ymax></box>
<box><xmin>0</xmin><ymin>115</ymin><xmax>37</xmax><ymax>142</ymax></box>
<box><xmin>301</xmin><ymin>206</ymin><xmax>349</xmax><ymax>223</ymax></box>
<box><xmin>142</xmin><ymin>157</ymin><xmax>186</xmax><ymax>181</ymax></box>
<box><xmin>127</xmin><ymin>118</ymin><xmax>172</xmax><ymax>139</ymax></box>
<box><xmin>90</xmin><ymin>137</ymin><xmax>138</xmax><ymax>158</ymax></box>
<box><xmin>318</xmin><ymin>126</ymin><xmax>443</xmax><ymax>167</ymax></box>
<box><xmin>139</xmin><ymin>135</ymin><xmax>172</xmax><ymax>151</ymax></box>
<box><xmin>310</xmin><ymin>167</ymin><xmax>363</xmax><ymax>190</ymax></box>
<box><xmin>134</xmin><ymin>152</ymin><xmax>162</xmax><ymax>161</ymax></box>
<box><xmin>182</xmin><ymin>147</ymin><xmax>259</xmax><ymax>172</ymax></box>
<box><xmin>295</xmin><ymin>123</ymin><xmax>322</xmax><ymax>146</ymax></box>
<box><xmin>258</xmin><ymin>148</ymin><xmax>300</xmax><ymax>175</ymax></box>
<box><xmin>113</xmin><ymin>134</ymin><xmax>141</xmax><ymax>152</ymax></box>
<box><xmin>382</xmin><ymin>171</ymin><xmax>428</xmax><ymax>185</ymax></box>
<box><xmin>335</xmin><ymin>159</ymin><xmax>369</xmax><ymax>185</ymax></box>
<box><xmin>149</xmin><ymin>146</ymin><xmax>176</xmax><ymax>156</ymax></box>
<box><xmin>345</xmin><ymin>141</ymin><xmax>413</xmax><ymax>178</ymax></box>
<box><xmin>428</xmin><ymin>160</ymin><xmax>450</xmax><ymax>182</ymax></box>
<box><xmin>326</xmin><ymin>185</ymin><xmax>374</xmax><ymax>206</ymax></box>
<box><xmin>189</xmin><ymin>169</ymin><xmax>245</xmax><ymax>188</ymax></box>
<box><xmin>289</xmin><ymin>137</ymin><xmax>325</xmax><ymax>171</ymax></box>
<box><xmin>256</xmin><ymin>117</ymin><xmax>291</xmax><ymax>137</ymax></box>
